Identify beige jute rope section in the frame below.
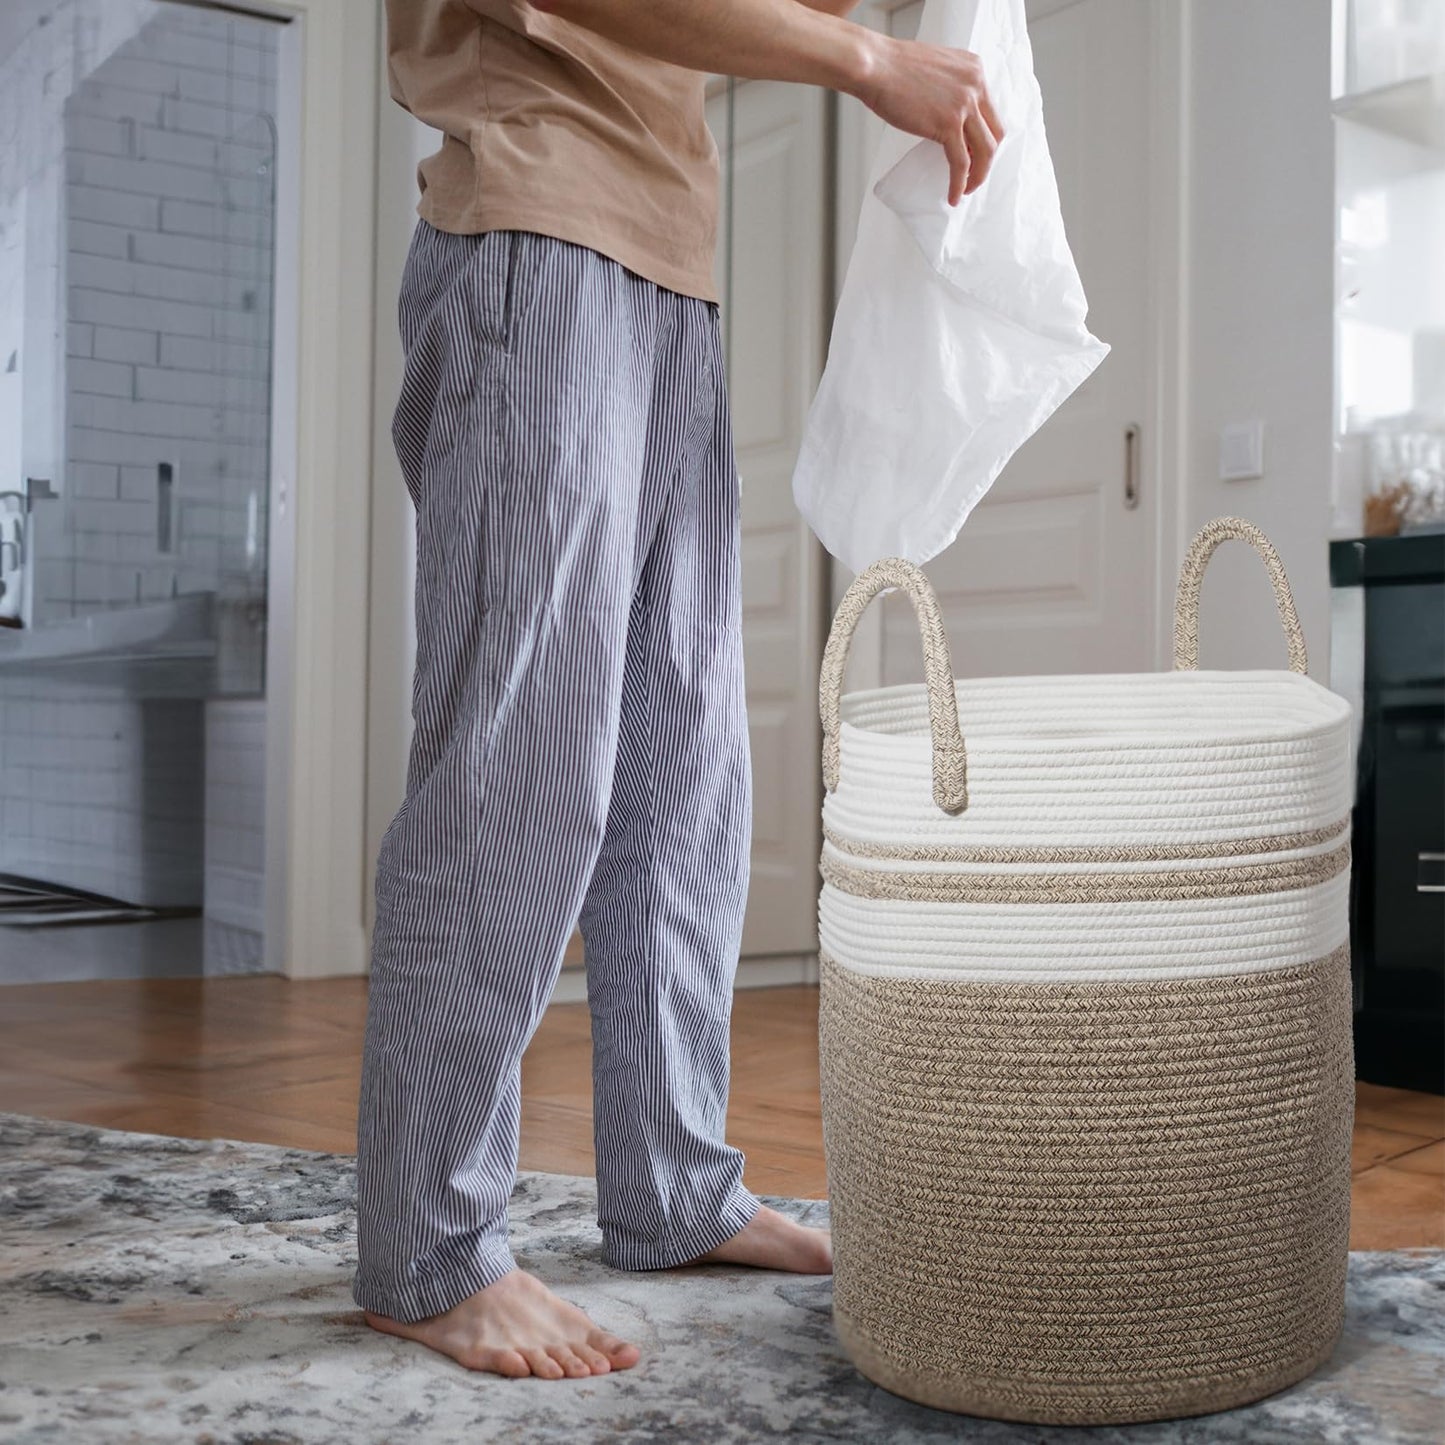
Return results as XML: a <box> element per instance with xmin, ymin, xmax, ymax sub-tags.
<box><xmin>820</xmin><ymin>836</ymin><xmax>1349</xmax><ymax>905</ymax></box>
<box><xmin>1173</xmin><ymin>516</ymin><xmax>1308</xmax><ymax>674</ymax></box>
<box><xmin>822</xmin><ymin>815</ymin><xmax>1350</xmax><ymax>865</ymax></box>
<box><xmin>818</xmin><ymin>945</ymin><xmax>1354</xmax><ymax>1425</ymax></box>
<box><xmin>820</xmin><ymin>558</ymin><xmax>968</xmax><ymax>814</ymax></box>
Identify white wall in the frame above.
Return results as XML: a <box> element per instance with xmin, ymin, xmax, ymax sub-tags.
<box><xmin>1179</xmin><ymin>0</ymin><xmax>1336</xmax><ymax>680</ymax></box>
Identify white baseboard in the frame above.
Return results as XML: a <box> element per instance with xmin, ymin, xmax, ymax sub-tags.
<box><xmin>548</xmin><ymin>953</ymin><xmax>818</xmax><ymax>1006</ymax></box>
<box><xmin>734</xmin><ymin>953</ymin><xmax>821</xmax><ymax>989</ymax></box>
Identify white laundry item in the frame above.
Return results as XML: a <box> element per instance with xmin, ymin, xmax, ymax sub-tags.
<box><xmin>792</xmin><ymin>0</ymin><xmax>1109</xmax><ymax>574</ymax></box>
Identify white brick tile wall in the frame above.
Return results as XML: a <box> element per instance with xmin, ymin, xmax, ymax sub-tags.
<box><xmin>47</xmin><ymin>4</ymin><xmax>276</xmax><ymax>647</ymax></box>
<box><xmin>0</xmin><ymin>677</ymin><xmax>198</xmax><ymax>904</ymax></box>
<box><xmin>72</xmin><ymin>498</ymin><xmax>154</xmax><ymax>536</ymax></box>
<box><xmin>118</xmin><ymin>464</ymin><xmax>155</xmax><ymax>501</ymax></box>
<box><xmin>129</xmin><ymin>230</ymin><xmax>263</xmax><ymax>277</ymax></box>
<box><xmin>135</xmin><ymin>366</ymin><xmax>268</xmax><ymax>412</ymax></box>
<box><xmin>71</xmin><ymin>529</ymin><xmax>119</xmax><ymax>561</ymax></box>
<box><xmin>64</xmin><ymin>185</ymin><xmax>159</xmax><ymax>231</ymax></box>
<box><xmin>93</xmin><ymin>326</ymin><xmax>159</xmax><ymax>366</ymax></box>
<box><xmin>69</xmin><ymin>461</ymin><xmax>120</xmax><ymax>500</ymax></box>
<box><xmin>155</xmin><ymin>197</ymin><xmax>221</xmax><ymax>239</ymax></box>
<box><xmin>64</xmin><ymin>113</ymin><xmax>137</xmax><ymax>159</ymax></box>
<box><xmin>68</xmin><ymin>81</ymin><xmax>166</xmax><ymax>129</ymax></box>
<box><xmin>135</xmin><ymin>125</ymin><xmax>224</xmax><ymax>171</ymax></box>
<box><xmin>68</xmin><ymin>356</ymin><xmax>134</xmax><ymax>398</ymax></box>
<box><xmin>67</xmin><ymin>426</ymin><xmax>162</xmax><ymax>468</ymax></box>
<box><xmin>67</xmin><ymin>220</ymin><xmax>131</xmax><ymax>260</ymax></box>
<box><xmin>67</xmin><ymin>286</ymin><xmax>216</xmax><ymax>338</ymax></box>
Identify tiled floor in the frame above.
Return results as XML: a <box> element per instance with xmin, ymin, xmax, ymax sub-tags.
<box><xmin>0</xmin><ymin>977</ymin><xmax>1440</xmax><ymax>1249</ymax></box>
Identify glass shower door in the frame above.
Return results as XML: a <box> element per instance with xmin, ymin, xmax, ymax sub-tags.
<box><xmin>0</xmin><ymin>0</ymin><xmax>283</xmax><ymax>980</ymax></box>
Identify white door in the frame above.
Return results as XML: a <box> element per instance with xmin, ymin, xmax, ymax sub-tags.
<box><xmin>707</xmin><ymin>80</ymin><xmax>828</xmax><ymax>961</ymax></box>
<box><xmin>850</xmin><ymin>0</ymin><xmax>1155</xmax><ymax>685</ymax></box>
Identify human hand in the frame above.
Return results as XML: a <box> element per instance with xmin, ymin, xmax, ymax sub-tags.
<box><xmin>852</xmin><ymin>34</ymin><xmax>1005</xmax><ymax>204</ymax></box>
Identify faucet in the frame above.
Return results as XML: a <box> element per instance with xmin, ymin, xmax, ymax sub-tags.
<box><xmin>0</xmin><ymin>479</ymin><xmax>56</xmax><ymax>511</ymax></box>
<box><xmin>0</xmin><ymin>480</ymin><xmax>52</xmax><ymax>565</ymax></box>
<box><xmin>0</xmin><ymin>492</ymin><xmax>26</xmax><ymax>568</ymax></box>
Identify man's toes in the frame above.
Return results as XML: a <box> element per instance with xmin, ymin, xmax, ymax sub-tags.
<box><xmin>466</xmin><ymin>1346</ymin><xmax>530</xmax><ymax>1378</ymax></box>
<box><xmin>548</xmin><ymin>1345</ymin><xmax>591</xmax><ymax>1379</ymax></box>
<box><xmin>575</xmin><ymin>1343</ymin><xmax>612</xmax><ymax>1374</ymax></box>
<box><xmin>591</xmin><ymin>1331</ymin><xmax>641</xmax><ymax>1369</ymax></box>
<box><xmin>520</xmin><ymin>1346</ymin><xmax>565</xmax><ymax>1380</ymax></box>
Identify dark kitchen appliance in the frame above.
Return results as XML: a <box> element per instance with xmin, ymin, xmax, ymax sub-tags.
<box><xmin>1331</xmin><ymin>531</ymin><xmax>1445</xmax><ymax>1094</ymax></box>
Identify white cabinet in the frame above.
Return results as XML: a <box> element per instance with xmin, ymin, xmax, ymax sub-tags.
<box><xmin>1332</xmin><ymin>1</ymin><xmax>1445</xmax><ymax>537</ymax></box>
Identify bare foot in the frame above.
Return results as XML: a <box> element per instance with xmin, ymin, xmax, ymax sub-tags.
<box><xmin>692</xmin><ymin>1205</ymin><xmax>833</xmax><ymax>1274</ymax></box>
<box><xmin>363</xmin><ymin>1268</ymin><xmax>641</xmax><ymax>1379</ymax></box>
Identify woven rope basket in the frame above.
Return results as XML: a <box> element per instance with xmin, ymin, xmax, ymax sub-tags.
<box><xmin>817</xmin><ymin>517</ymin><xmax>1355</xmax><ymax>1426</ymax></box>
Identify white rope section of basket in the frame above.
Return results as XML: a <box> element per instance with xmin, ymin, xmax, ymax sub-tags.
<box><xmin>820</xmin><ymin>515</ymin><xmax>1310</xmax><ymax>823</ymax></box>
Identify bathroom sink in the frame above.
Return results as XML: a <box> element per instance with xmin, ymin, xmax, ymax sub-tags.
<box><xmin>0</xmin><ymin>592</ymin><xmax>217</xmax><ymax>694</ymax></box>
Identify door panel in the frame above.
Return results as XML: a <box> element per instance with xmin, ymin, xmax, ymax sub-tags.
<box><xmin>860</xmin><ymin>0</ymin><xmax>1155</xmax><ymax>685</ymax></box>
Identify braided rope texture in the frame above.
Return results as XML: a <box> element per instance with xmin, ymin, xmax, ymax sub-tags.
<box><xmin>818</xmin><ymin>945</ymin><xmax>1354</xmax><ymax>1425</ymax></box>
<box><xmin>822</xmin><ymin>816</ymin><xmax>1349</xmax><ymax>865</ymax></box>
<box><xmin>821</xmin><ymin>558</ymin><xmax>968</xmax><ymax>813</ymax></box>
<box><xmin>1173</xmin><ymin>516</ymin><xmax>1309</xmax><ymax>674</ymax></box>
<box><xmin>819</xmin><ymin>837</ymin><xmax>1350</xmax><ymax>905</ymax></box>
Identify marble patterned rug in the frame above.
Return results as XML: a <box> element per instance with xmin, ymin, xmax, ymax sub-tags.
<box><xmin>1</xmin><ymin>1112</ymin><xmax>1441</xmax><ymax>1445</ymax></box>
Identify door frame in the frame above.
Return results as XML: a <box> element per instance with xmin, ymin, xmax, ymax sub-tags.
<box><xmin>1144</xmin><ymin>0</ymin><xmax>1189</xmax><ymax>671</ymax></box>
<box><xmin>251</xmin><ymin>0</ymin><xmax>380</xmax><ymax>978</ymax></box>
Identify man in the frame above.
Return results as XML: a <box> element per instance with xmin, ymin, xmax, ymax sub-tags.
<box><xmin>356</xmin><ymin>0</ymin><xmax>1002</xmax><ymax>1381</ymax></box>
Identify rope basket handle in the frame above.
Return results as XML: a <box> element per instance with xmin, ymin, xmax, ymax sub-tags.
<box><xmin>820</xmin><ymin>558</ymin><xmax>968</xmax><ymax>815</ymax></box>
<box><xmin>1173</xmin><ymin>516</ymin><xmax>1309</xmax><ymax>675</ymax></box>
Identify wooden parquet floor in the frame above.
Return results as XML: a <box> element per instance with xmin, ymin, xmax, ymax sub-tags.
<box><xmin>1</xmin><ymin>976</ymin><xmax>1440</xmax><ymax>1249</ymax></box>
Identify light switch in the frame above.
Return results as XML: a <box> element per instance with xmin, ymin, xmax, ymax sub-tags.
<box><xmin>1219</xmin><ymin>420</ymin><xmax>1265</xmax><ymax>481</ymax></box>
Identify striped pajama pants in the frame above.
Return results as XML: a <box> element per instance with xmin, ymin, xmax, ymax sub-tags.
<box><xmin>352</xmin><ymin>223</ymin><xmax>759</xmax><ymax>1323</ymax></box>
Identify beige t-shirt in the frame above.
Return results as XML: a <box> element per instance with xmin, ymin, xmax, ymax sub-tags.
<box><xmin>386</xmin><ymin>1</ymin><xmax>720</xmax><ymax>303</ymax></box>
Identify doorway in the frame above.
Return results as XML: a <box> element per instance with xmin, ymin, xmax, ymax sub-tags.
<box><xmin>0</xmin><ymin>0</ymin><xmax>288</xmax><ymax>981</ymax></box>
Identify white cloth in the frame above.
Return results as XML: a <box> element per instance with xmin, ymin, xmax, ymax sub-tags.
<box><xmin>792</xmin><ymin>0</ymin><xmax>1110</xmax><ymax>574</ymax></box>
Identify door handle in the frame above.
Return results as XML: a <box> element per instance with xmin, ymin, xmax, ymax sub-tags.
<box><xmin>1124</xmin><ymin>425</ymin><xmax>1141</xmax><ymax>510</ymax></box>
<box><xmin>1419</xmin><ymin>851</ymin><xmax>1445</xmax><ymax>894</ymax></box>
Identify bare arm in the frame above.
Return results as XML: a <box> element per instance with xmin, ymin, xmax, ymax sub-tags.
<box><xmin>528</xmin><ymin>0</ymin><xmax>1004</xmax><ymax>201</ymax></box>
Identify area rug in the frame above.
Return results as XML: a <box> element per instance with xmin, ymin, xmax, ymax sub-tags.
<box><xmin>1</xmin><ymin>1112</ymin><xmax>1441</xmax><ymax>1444</ymax></box>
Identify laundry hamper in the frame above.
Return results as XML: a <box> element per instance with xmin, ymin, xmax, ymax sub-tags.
<box><xmin>816</xmin><ymin>517</ymin><xmax>1355</xmax><ymax>1426</ymax></box>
